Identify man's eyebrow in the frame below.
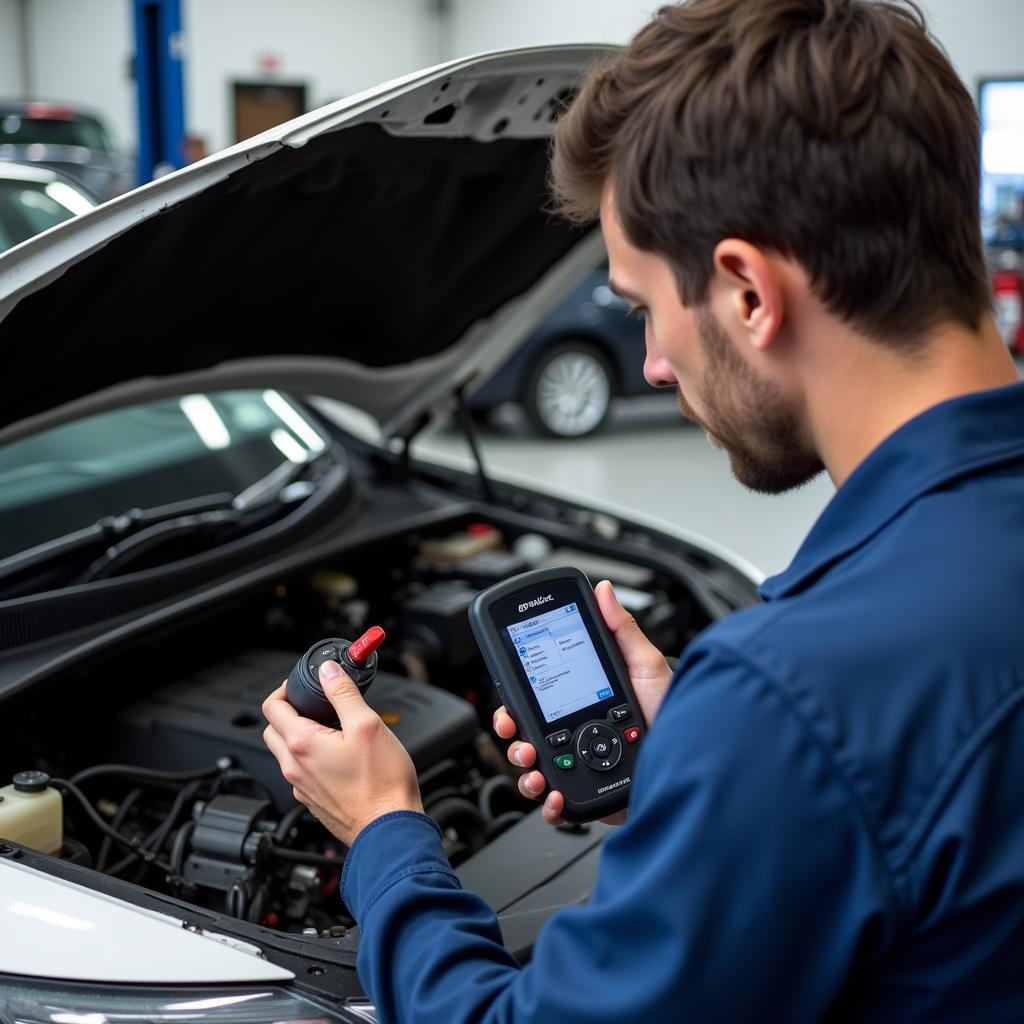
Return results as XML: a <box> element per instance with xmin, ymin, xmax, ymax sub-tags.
<box><xmin>608</xmin><ymin>278</ymin><xmax>644</xmax><ymax>304</ymax></box>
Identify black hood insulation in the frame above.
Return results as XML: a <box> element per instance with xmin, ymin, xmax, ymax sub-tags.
<box><xmin>0</xmin><ymin>123</ymin><xmax>583</xmax><ymax>433</ymax></box>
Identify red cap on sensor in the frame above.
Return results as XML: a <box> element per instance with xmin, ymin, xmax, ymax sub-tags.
<box><xmin>348</xmin><ymin>626</ymin><xmax>385</xmax><ymax>664</ymax></box>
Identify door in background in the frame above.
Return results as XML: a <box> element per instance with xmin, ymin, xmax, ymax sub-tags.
<box><xmin>233</xmin><ymin>83</ymin><xmax>307</xmax><ymax>143</ymax></box>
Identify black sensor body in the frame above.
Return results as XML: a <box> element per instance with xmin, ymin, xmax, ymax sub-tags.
<box><xmin>286</xmin><ymin>636</ymin><xmax>379</xmax><ymax>727</ymax></box>
<box><xmin>469</xmin><ymin>566</ymin><xmax>644</xmax><ymax>823</ymax></box>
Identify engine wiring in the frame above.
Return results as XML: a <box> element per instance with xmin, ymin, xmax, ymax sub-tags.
<box><xmin>50</xmin><ymin>752</ymin><xmax>527</xmax><ymax>934</ymax></box>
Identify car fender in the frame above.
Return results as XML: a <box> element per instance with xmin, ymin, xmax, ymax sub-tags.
<box><xmin>0</xmin><ymin>856</ymin><xmax>293</xmax><ymax>983</ymax></box>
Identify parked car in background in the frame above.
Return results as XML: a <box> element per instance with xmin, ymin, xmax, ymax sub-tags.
<box><xmin>474</xmin><ymin>237</ymin><xmax>1024</xmax><ymax>441</ymax></box>
<box><xmin>0</xmin><ymin>161</ymin><xmax>96</xmax><ymax>254</ymax></box>
<box><xmin>0</xmin><ymin>100</ymin><xmax>134</xmax><ymax>201</ymax></box>
<box><xmin>0</xmin><ymin>46</ymin><xmax>761</xmax><ymax>1016</ymax></box>
<box><xmin>468</xmin><ymin>267</ymin><xmax>659</xmax><ymax>437</ymax></box>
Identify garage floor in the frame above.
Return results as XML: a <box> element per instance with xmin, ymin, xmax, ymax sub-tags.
<box><xmin>416</xmin><ymin>358</ymin><xmax>1024</xmax><ymax>580</ymax></box>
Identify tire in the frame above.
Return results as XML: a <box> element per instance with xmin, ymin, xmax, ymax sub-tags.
<box><xmin>523</xmin><ymin>341</ymin><xmax>614</xmax><ymax>438</ymax></box>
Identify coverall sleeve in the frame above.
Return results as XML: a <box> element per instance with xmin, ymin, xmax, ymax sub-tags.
<box><xmin>341</xmin><ymin>642</ymin><xmax>897</xmax><ymax>1023</ymax></box>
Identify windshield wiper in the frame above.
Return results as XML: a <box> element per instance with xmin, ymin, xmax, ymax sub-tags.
<box><xmin>0</xmin><ymin>453</ymin><xmax>324</xmax><ymax>594</ymax></box>
<box><xmin>78</xmin><ymin>455</ymin><xmax>325</xmax><ymax>583</ymax></box>
<box><xmin>0</xmin><ymin>492</ymin><xmax>236</xmax><ymax>592</ymax></box>
<box><xmin>77</xmin><ymin>505</ymin><xmax>248</xmax><ymax>583</ymax></box>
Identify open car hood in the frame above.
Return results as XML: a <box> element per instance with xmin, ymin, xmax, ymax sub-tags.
<box><xmin>0</xmin><ymin>46</ymin><xmax>613</xmax><ymax>447</ymax></box>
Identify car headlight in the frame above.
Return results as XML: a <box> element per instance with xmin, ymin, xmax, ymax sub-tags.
<box><xmin>0</xmin><ymin>978</ymin><xmax>376</xmax><ymax>1024</ymax></box>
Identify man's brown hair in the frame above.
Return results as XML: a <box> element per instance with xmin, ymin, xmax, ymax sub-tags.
<box><xmin>551</xmin><ymin>0</ymin><xmax>991</xmax><ymax>345</ymax></box>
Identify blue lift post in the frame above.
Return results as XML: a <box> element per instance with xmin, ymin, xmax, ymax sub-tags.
<box><xmin>132</xmin><ymin>0</ymin><xmax>186</xmax><ymax>184</ymax></box>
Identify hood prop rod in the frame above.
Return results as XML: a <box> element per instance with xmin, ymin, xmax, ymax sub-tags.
<box><xmin>456</xmin><ymin>389</ymin><xmax>496</xmax><ymax>504</ymax></box>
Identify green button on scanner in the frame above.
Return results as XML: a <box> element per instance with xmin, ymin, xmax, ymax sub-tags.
<box><xmin>554</xmin><ymin>754</ymin><xmax>575</xmax><ymax>770</ymax></box>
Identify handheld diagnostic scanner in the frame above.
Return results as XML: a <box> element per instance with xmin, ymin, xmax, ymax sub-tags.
<box><xmin>469</xmin><ymin>567</ymin><xmax>644</xmax><ymax>822</ymax></box>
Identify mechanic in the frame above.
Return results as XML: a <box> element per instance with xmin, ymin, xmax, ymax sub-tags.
<box><xmin>262</xmin><ymin>0</ymin><xmax>1024</xmax><ymax>1019</ymax></box>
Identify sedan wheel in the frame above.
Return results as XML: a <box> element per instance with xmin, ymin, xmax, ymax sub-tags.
<box><xmin>525</xmin><ymin>343</ymin><xmax>613</xmax><ymax>438</ymax></box>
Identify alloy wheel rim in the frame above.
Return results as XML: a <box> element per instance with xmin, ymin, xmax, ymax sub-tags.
<box><xmin>536</xmin><ymin>351</ymin><xmax>611</xmax><ymax>436</ymax></box>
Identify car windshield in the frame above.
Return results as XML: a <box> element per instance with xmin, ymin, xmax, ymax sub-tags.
<box><xmin>0</xmin><ymin>389</ymin><xmax>328</xmax><ymax>560</ymax></box>
<box><xmin>0</xmin><ymin>176</ymin><xmax>92</xmax><ymax>252</ymax></box>
<box><xmin>0</xmin><ymin>112</ymin><xmax>115</xmax><ymax>152</ymax></box>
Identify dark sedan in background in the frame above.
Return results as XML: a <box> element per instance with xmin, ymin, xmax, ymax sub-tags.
<box><xmin>474</xmin><ymin>250</ymin><xmax>1024</xmax><ymax>440</ymax></box>
<box><xmin>469</xmin><ymin>268</ymin><xmax>658</xmax><ymax>437</ymax></box>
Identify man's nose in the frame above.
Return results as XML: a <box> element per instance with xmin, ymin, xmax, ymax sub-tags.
<box><xmin>643</xmin><ymin>330</ymin><xmax>676</xmax><ymax>389</ymax></box>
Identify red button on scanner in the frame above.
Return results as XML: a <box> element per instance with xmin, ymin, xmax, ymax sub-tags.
<box><xmin>624</xmin><ymin>726</ymin><xmax>641</xmax><ymax>744</ymax></box>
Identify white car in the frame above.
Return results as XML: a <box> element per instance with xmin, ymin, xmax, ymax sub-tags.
<box><xmin>0</xmin><ymin>47</ymin><xmax>759</xmax><ymax>1022</ymax></box>
<box><xmin>0</xmin><ymin>160</ymin><xmax>96</xmax><ymax>254</ymax></box>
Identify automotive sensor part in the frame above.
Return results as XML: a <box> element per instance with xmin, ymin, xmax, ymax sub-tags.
<box><xmin>286</xmin><ymin>627</ymin><xmax>385</xmax><ymax>726</ymax></box>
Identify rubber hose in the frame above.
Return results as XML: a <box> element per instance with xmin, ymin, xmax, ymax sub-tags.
<box><xmin>268</xmin><ymin>844</ymin><xmax>344</xmax><ymax>869</ymax></box>
<box><xmin>477</xmin><ymin>774</ymin><xmax>518</xmax><ymax>822</ymax></box>
<box><xmin>51</xmin><ymin>778</ymin><xmax>174</xmax><ymax>875</ymax></box>
<box><xmin>96</xmin><ymin>785</ymin><xmax>145</xmax><ymax>872</ymax></box>
<box><xmin>274</xmin><ymin>804</ymin><xmax>312</xmax><ymax>843</ymax></box>
<box><xmin>71</xmin><ymin>763</ymin><xmax>224</xmax><ymax>788</ymax></box>
<box><xmin>485</xmin><ymin>810</ymin><xmax>525</xmax><ymax>839</ymax></box>
<box><xmin>425</xmin><ymin>796</ymin><xmax>488</xmax><ymax>853</ymax></box>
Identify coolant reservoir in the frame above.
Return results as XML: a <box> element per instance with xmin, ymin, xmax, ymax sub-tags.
<box><xmin>0</xmin><ymin>771</ymin><xmax>63</xmax><ymax>854</ymax></box>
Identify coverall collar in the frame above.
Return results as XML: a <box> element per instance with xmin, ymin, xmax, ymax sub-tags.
<box><xmin>759</xmin><ymin>380</ymin><xmax>1024</xmax><ymax>601</ymax></box>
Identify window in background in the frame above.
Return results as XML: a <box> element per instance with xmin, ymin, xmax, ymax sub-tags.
<box><xmin>980</xmin><ymin>78</ymin><xmax>1024</xmax><ymax>248</ymax></box>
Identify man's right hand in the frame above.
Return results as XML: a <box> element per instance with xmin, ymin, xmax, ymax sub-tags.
<box><xmin>492</xmin><ymin>579</ymin><xmax>674</xmax><ymax>826</ymax></box>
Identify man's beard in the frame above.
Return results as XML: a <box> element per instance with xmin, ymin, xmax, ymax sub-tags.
<box><xmin>677</xmin><ymin>308</ymin><xmax>824</xmax><ymax>495</ymax></box>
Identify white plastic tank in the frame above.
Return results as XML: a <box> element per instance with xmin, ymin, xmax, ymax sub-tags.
<box><xmin>0</xmin><ymin>771</ymin><xmax>63</xmax><ymax>854</ymax></box>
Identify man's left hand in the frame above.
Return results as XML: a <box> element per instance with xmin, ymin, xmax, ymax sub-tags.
<box><xmin>262</xmin><ymin>661</ymin><xmax>423</xmax><ymax>847</ymax></box>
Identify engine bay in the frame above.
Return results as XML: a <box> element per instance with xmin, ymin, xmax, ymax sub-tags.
<box><xmin>0</xmin><ymin>512</ymin><xmax>718</xmax><ymax>941</ymax></box>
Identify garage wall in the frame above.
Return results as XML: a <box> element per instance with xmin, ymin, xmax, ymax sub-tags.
<box><xmin>451</xmin><ymin>0</ymin><xmax>654</xmax><ymax>56</ymax></box>
<box><xmin>24</xmin><ymin>0</ymin><xmax>135</xmax><ymax>146</ymax></box>
<box><xmin>12</xmin><ymin>0</ymin><xmax>438</xmax><ymax>156</ymax></box>
<box><xmin>8</xmin><ymin>0</ymin><xmax>1024</xmax><ymax>159</ymax></box>
<box><xmin>451</xmin><ymin>0</ymin><xmax>1024</xmax><ymax>99</ymax></box>
<box><xmin>184</xmin><ymin>0</ymin><xmax>435</xmax><ymax>153</ymax></box>
<box><xmin>922</xmin><ymin>0</ymin><xmax>1024</xmax><ymax>88</ymax></box>
<box><xmin>0</xmin><ymin>0</ymin><xmax>24</xmax><ymax>97</ymax></box>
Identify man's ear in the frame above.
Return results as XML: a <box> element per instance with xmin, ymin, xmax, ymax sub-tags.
<box><xmin>709</xmin><ymin>239</ymin><xmax>784</xmax><ymax>352</ymax></box>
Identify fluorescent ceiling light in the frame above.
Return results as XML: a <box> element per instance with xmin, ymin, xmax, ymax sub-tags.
<box><xmin>45</xmin><ymin>181</ymin><xmax>94</xmax><ymax>216</ymax></box>
<box><xmin>179</xmin><ymin>394</ymin><xmax>231</xmax><ymax>449</ymax></box>
<box><xmin>263</xmin><ymin>389</ymin><xmax>325</xmax><ymax>451</ymax></box>
<box><xmin>270</xmin><ymin>428</ymin><xmax>307</xmax><ymax>463</ymax></box>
